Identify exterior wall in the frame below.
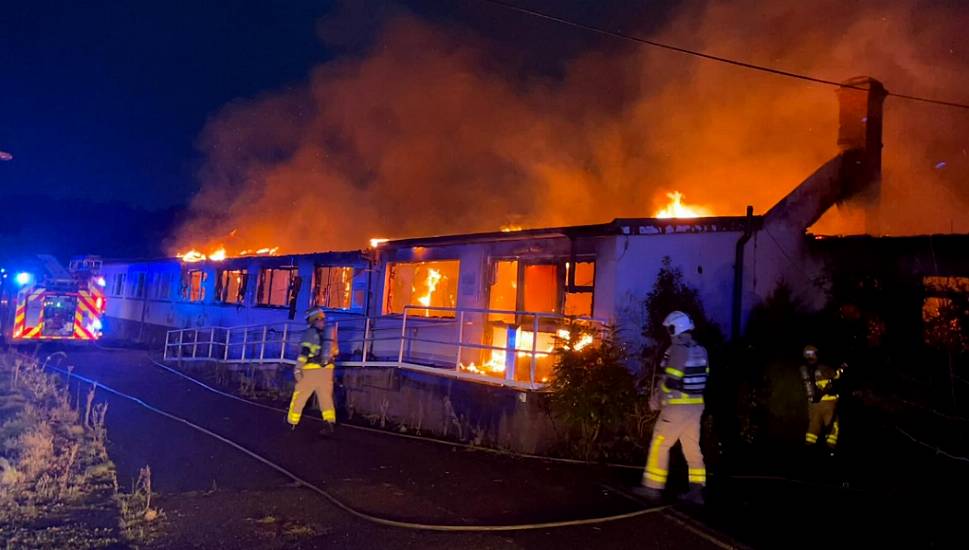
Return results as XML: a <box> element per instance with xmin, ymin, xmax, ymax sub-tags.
<box><xmin>101</xmin><ymin>223</ymin><xmax>829</xmax><ymax>374</ymax></box>
<box><xmin>174</xmin><ymin>359</ymin><xmax>560</xmax><ymax>455</ymax></box>
<box><xmin>340</xmin><ymin>367</ymin><xmax>556</xmax><ymax>454</ymax></box>
<box><xmin>102</xmin><ymin>229</ymin><xmax>768</xmax><ymax>365</ymax></box>
<box><xmin>101</xmin><ymin>252</ymin><xmax>370</xmax><ymax>346</ymax></box>
<box><xmin>605</xmin><ymin>230</ymin><xmax>743</xmax><ymax>353</ymax></box>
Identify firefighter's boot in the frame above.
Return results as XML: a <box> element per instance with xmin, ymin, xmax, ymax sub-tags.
<box><xmin>680</xmin><ymin>485</ymin><xmax>705</xmax><ymax>506</ymax></box>
<box><xmin>319</xmin><ymin>421</ymin><xmax>335</xmax><ymax>437</ymax></box>
<box><xmin>630</xmin><ymin>485</ymin><xmax>665</xmax><ymax>504</ymax></box>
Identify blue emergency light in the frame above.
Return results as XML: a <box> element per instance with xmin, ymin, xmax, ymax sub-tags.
<box><xmin>15</xmin><ymin>272</ymin><xmax>32</xmax><ymax>286</ymax></box>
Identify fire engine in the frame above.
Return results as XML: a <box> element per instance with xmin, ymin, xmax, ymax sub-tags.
<box><xmin>0</xmin><ymin>255</ymin><xmax>106</xmax><ymax>343</ymax></box>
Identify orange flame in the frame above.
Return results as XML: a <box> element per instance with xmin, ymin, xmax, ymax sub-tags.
<box><xmin>655</xmin><ymin>191</ymin><xmax>712</xmax><ymax>219</ymax></box>
<box><xmin>556</xmin><ymin>329</ymin><xmax>594</xmax><ymax>351</ymax></box>
<box><xmin>460</xmin><ymin>328</ymin><xmax>595</xmax><ymax>377</ymax></box>
<box><xmin>177</xmin><ymin>246</ymin><xmax>278</xmax><ymax>262</ymax></box>
<box><xmin>369</xmin><ymin>238</ymin><xmax>390</xmax><ymax>248</ymax></box>
<box><xmin>500</xmin><ymin>224</ymin><xmax>523</xmax><ymax>232</ymax></box>
<box><xmin>417</xmin><ymin>268</ymin><xmax>443</xmax><ymax>315</ymax></box>
<box><xmin>179</xmin><ymin>250</ymin><xmax>207</xmax><ymax>262</ymax></box>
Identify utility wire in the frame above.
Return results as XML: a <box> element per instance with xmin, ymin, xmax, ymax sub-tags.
<box><xmin>473</xmin><ymin>0</ymin><xmax>969</xmax><ymax>111</ymax></box>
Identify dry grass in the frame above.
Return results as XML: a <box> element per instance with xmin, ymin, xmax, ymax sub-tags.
<box><xmin>117</xmin><ymin>464</ymin><xmax>165</xmax><ymax>542</ymax></box>
<box><xmin>0</xmin><ymin>352</ymin><xmax>130</xmax><ymax>548</ymax></box>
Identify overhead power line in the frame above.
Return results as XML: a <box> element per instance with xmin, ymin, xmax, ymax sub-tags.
<box><xmin>474</xmin><ymin>0</ymin><xmax>969</xmax><ymax>111</ymax></box>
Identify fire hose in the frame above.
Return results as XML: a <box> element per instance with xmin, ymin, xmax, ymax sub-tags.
<box><xmin>94</xmin><ymin>344</ymin><xmax>884</xmax><ymax>487</ymax></box>
<box><xmin>45</xmin><ymin>351</ymin><xmax>741</xmax><ymax>548</ymax></box>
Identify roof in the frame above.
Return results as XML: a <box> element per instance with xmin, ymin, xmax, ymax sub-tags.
<box><xmin>381</xmin><ymin>216</ymin><xmax>762</xmax><ymax>248</ymax></box>
<box><xmin>102</xmin><ymin>216</ymin><xmax>764</xmax><ymax>266</ymax></box>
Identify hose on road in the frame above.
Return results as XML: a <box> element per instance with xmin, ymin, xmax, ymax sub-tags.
<box><xmin>43</xmin><ymin>355</ymin><xmax>740</xmax><ymax>548</ymax></box>
<box><xmin>141</xmin><ymin>353</ymin><xmax>867</xmax><ymax>492</ymax></box>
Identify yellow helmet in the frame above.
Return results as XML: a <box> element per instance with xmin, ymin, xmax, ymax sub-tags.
<box><xmin>305</xmin><ymin>307</ymin><xmax>326</xmax><ymax>324</ymax></box>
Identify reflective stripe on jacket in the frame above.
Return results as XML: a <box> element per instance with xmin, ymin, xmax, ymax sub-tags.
<box><xmin>297</xmin><ymin>325</ymin><xmax>338</xmax><ymax>369</ymax></box>
<box><xmin>660</xmin><ymin>333</ymin><xmax>708</xmax><ymax>406</ymax></box>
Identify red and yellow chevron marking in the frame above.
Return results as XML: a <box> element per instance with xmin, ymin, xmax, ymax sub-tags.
<box><xmin>13</xmin><ymin>303</ymin><xmax>26</xmax><ymax>338</ymax></box>
<box><xmin>73</xmin><ymin>308</ymin><xmax>94</xmax><ymax>340</ymax></box>
<box><xmin>77</xmin><ymin>292</ymin><xmax>99</xmax><ymax>318</ymax></box>
<box><xmin>12</xmin><ymin>289</ymin><xmax>44</xmax><ymax>339</ymax></box>
<box><xmin>22</xmin><ymin>323</ymin><xmax>43</xmax><ymax>339</ymax></box>
<box><xmin>85</xmin><ymin>286</ymin><xmax>106</xmax><ymax>313</ymax></box>
<box><xmin>76</xmin><ymin>289</ymin><xmax>103</xmax><ymax>340</ymax></box>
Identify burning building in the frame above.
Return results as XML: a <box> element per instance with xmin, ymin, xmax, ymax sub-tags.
<box><xmin>96</xmin><ymin>77</ymin><xmax>958</xmax><ymax>452</ymax></box>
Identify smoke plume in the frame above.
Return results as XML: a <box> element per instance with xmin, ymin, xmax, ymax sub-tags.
<box><xmin>173</xmin><ymin>0</ymin><xmax>969</xmax><ymax>255</ymax></box>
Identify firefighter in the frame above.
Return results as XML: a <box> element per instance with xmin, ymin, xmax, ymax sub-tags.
<box><xmin>800</xmin><ymin>345</ymin><xmax>841</xmax><ymax>451</ymax></box>
<box><xmin>635</xmin><ymin>311</ymin><xmax>708</xmax><ymax>503</ymax></box>
<box><xmin>287</xmin><ymin>307</ymin><xmax>339</xmax><ymax>434</ymax></box>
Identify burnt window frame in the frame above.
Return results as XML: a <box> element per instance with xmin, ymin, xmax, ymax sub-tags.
<box><xmin>255</xmin><ymin>267</ymin><xmax>298</xmax><ymax>308</ymax></box>
<box><xmin>180</xmin><ymin>269</ymin><xmax>207</xmax><ymax>303</ymax></box>
<box><xmin>383</xmin><ymin>260</ymin><xmax>461</xmax><ymax>318</ymax></box>
<box><xmin>564</xmin><ymin>258</ymin><xmax>596</xmax><ymax>318</ymax></box>
<box><xmin>311</xmin><ymin>265</ymin><xmax>355</xmax><ymax>311</ymax></box>
<box><xmin>486</xmin><ymin>255</ymin><xmax>596</xmax><ymax>322</ymax></box>
<box><xmin>215</xmin><ymin>268</ymin><xmax>249</xmax><ymax>305</ymax></box>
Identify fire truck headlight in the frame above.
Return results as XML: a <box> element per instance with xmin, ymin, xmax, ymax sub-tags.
<box><xmin>91</xmin><ymin>318</ymin><xmax>103</xmax><ymax>331</ymax></box>
<box><xmin>15</xmin><ymin>272</ymin><xmax>32</xmax><ymax>286</ymax></box>
<box><xmin>96</xmin><ymin>276</ymin><xmax>106</xmax><ymax>287</ymax></box>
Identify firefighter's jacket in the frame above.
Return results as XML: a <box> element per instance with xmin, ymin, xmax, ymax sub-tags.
<box><xmin>800</xmin><ymin>362</ymin><xmax>841</xmax><ymax>403</ymax></box>
<box><xmin>297</xmin><ymin>325</ymin><xmax>338</xmax><ymax>371</ymax></box>
<box><xmin>658</xmin><ymin>333</ymin><xmax>709</xmax><ymax>406</ymax></box>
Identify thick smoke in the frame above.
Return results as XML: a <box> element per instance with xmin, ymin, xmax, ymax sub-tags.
<box><xmin>173</xmin><ymin>0</ymin><xmax>969</xmax><ymax>254</ymax></box>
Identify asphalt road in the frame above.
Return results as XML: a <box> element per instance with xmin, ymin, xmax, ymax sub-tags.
<box><xmin>51</xmin><ymin>348</ymin><xmax>741</xmax><ymax>549</ymax></box>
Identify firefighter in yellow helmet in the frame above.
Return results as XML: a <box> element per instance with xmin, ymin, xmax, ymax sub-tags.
<box><xmin>800</xmin><ymin>345</ymin><xmax>841</xmax><ymax>451</ymax></box>
<box><xmin>635</xmin><ymin>311</ymin><xmax>708</xmax><ymax>504</ymax></box>
<box><xmin>287</xmin><ymin>307</ymin><xmax>339</xmax><ymax>434</ymax></box>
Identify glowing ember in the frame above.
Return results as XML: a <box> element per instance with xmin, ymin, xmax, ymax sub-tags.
<box><xmin>556</xmin><ymin>329</ymin><xmax>594</xmax><ymax>351</ymax></box>
<box><xmin>655</xmin><ymin>191</ymin><xmax>712</xmax><ymax>219</ymax></box>
<box><xmin>180</xmin><ymin>250</ymin><xmax>206</xmax><ymax>262</ymax></box>
<box><xmin>369</xmin><ymin>238</ymin><xmax>390</xmax><ymax>248</ymax></box>
<box><xmin>460</xmin><ymin>326</ymin><xmax>596</xmax><ymax>378</ymax></box>
<box><xmin>236</xmin><ymin>247</ymin><xmax>280</xmax><ymax>256</ymax></box>
<box><xmin>177</xmin><ymin>246</ymin><xmax>278</xmax><ymax>261</ymax></box>
<box><xmin>500</xmin><ymin>225</ymin><xmax>523</xmax><ymax>232</ymax></box>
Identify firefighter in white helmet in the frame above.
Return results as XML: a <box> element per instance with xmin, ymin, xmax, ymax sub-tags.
<box><xmin>800</xmin><ymin>345</ymin><xmax>841</xmax><ymax>451</ymax></box>
<box><xmin>287</xmin><ymin>307</ymin><xmax>339</xmax><ymax>434</ymax></box>
<box><xmin>636</xmin><ymin>311</ymin><xmax>708</xmax><ymax>503</ymax></box>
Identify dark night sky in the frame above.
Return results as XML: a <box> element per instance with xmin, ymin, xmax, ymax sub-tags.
<box><xmin>1</xmin><ymin>1</ymin><xmax>337</xmax><ymax>209</ymax></box>
<box><xmin>0</xmin><ymin>0</ymin><xmax>663</xmax><ymax>209</ymax></box>
<box><xmin>0</xmin><ymin>0</ymin><xmax>669</xmax><ymax>260</ymax></box>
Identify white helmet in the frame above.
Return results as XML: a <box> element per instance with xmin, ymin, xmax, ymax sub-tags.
<box><xmin>663</xmin><ymin>311</ymin><xmax>694</xmax><ymax>336</ymax></box>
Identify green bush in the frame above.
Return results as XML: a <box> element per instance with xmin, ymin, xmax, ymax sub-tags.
<box><xmin>548</xmin><ymin>325</ymin><xmax>642</xmax><ymax>461</ymax></box>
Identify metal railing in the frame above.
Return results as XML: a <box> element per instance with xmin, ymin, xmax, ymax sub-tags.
<box><xmin>163</xmin><ymin>306</ymin><xmax>605</xmax><ymax>390</ymax></box>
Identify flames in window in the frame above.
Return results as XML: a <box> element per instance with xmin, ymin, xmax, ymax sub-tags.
<box><xmin>385</xmin><ymin>261</ymin><xmax>459</xmax><ymax>317</ymax></box>
<box><xmin>460</xmin><ymin>327</ymin><xmax>593</xmax><ymax>381</ymax></box>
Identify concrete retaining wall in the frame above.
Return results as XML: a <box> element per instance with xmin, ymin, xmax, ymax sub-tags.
<box><xmin>170</xmin><ymin>359</ymin><xmax>562</xmax><ymax>456</ymax></box>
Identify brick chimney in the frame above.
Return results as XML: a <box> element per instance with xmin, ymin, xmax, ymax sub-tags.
<box><xmin>836</xmin><ymin>76</ymin><xmax>887</xmax><ymax>235</ymax></box>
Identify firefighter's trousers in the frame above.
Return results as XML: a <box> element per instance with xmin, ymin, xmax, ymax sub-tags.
<box><xmin>642</xmin><ymin>404</ymin><xmax>705</xmax><ymax>490</ymax></box>
<box><xmin>287</xmin><ymin>367</ymin><xmax>336</xmax><ymax>425</ymax></box>
<box><xmin>805</xmin><ymin>399</ymin><xmax>839</xmax><ymax>448</ymax></box>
